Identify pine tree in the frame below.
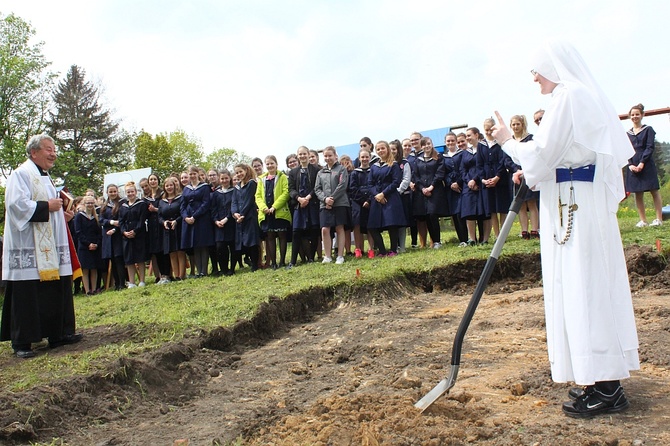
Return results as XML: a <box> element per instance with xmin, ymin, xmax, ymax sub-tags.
<box><xmin>48</xmin><ymin>64</ymin><xmax>130</xmax><ymax>194</ymax></box>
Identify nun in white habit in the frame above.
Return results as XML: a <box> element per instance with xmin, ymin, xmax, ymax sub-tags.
<box><xmin>492</xmin><ymin>41</ymin><xmax>639</xmax><ymax>418</ymax></box>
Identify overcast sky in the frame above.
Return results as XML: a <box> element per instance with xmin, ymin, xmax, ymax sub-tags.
<box><xmin>3</xmin><ymin>0</ymin><xmax>670</xmax><ymax>165</ymax></box>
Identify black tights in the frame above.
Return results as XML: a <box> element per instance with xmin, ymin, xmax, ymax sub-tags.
<box><xmin>425</xmin><ymin>214</ymin><xmax>441</xmax><ymax>244</ymax></box>
<box><xmin>216</xmin><ymin>240</ymin><xmax>235</xmax><ymax>273</ymax></box>
<box><xmin>452</xmin><ymin>214</ymin><xmax>468</xmax><ymax>243</ymax></box>
<box><xmin>265</xmin><ymin>231</ymin><xmax>288</xmax><ymax>266</ymax></box>
<box><xmin>109</xmin><ymin>255</ymin><xmax>127</xmax><ymax>289</ymax></box>
<box><xmin>155</xmin><ymin>252</ymin><xmax>171</xmax><ymax>277</ymax></box>
<box><xmin>232</xmin><ymin>245</ymin><xmax>260</xmax><ymax>272</ymax></box>
<box><xmin>209</xmin><ymin>245</ymin><xmax>220</xmax><ymax>274</ymax></box>
<box><xmin>291</xmin><ymin>228</ymin><xmax>319</xmax><ymax>264</ymax></box>
<box><xmin>369</xmin><ymin>226</ymin><xmax>399</xmax><ymax>255</ymax></box>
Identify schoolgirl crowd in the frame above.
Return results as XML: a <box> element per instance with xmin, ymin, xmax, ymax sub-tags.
<box><xmin>69</xmin><ymin>104</ymin><xmax>661</xmax><ymax>292</ymax></box>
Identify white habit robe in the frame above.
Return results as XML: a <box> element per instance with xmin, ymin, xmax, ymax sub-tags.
<box><xmin>2</xmin><ymin>159</ymin><xmax>72</xmax><ymax>281</ymax></box>
<box><xmin>502</xmin><ymin>83</ymin><xmax>640</xmax><ymax>385</ymax></box>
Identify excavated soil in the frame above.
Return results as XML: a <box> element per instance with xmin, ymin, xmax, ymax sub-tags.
<box><xmin>1</xmin><ymin>245</ymin><xmax>669</xmax><ymax>445</ymax></box>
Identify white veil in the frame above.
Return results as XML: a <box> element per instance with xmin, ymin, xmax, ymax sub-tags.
<box><xmin>532</xmin><ymin>41</ymin><xmax>633</xmax><ymax>210</ymax></box>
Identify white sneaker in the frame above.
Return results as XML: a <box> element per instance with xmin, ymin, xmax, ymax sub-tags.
<box><xmin>138</xmin><ymin>281</ymin><xmax>146</xmax><ymax>287</ymax></box>
<box><xmin>433</xmin><ymin>242</ymin><xmax>442</xmax><ymax>249</ymax></box>
<box><xmin>650</xmin><ymin>219</ymin><xmax>663</xmax><ymax>226</ymax></box>
<box><xmin>157</xmin><ymin>278</ymin><xmax>170</xmax><ymax>284</ymax></box>
<box><xmin>127</xmin><ymin>283</ymin><xmax>137</xmax><ymax>289</ymax></box>
<box><xmin>335</xmin><ymin>256</ymin><xmax>345</xmax><ymax>264</ymax></box>
<box><xmin>322</xmin><ymin>256</ymin><xmax>332</xmax><ymax>264</ymax></box>
<box><xmin>635</xmin><ymin>220</ymin><xmax>649</xmax><ymax>228</ymax></box>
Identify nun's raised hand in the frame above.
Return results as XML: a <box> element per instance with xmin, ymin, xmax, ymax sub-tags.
<box><xmin>491</xmin><ymin>111</ymin><xmax>512</xmax><ymax>145</ymax></box>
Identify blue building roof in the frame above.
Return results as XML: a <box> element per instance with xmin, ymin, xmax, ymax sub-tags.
<box><xmin>335</xmin><ymin>126</ymin><xmax>462</xmax><ymax>159</ymax></box>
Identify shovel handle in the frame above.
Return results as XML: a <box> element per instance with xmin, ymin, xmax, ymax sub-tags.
<box><xmin>450</xmin><ymin>181</ymin><xmax>529</xmax><ymax>367</ymax></box>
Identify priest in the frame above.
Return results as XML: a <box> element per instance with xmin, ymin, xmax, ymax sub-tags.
<box><xmin>1</xmin><ymin>134</ymin><xmax>83</xmax><ymax>358</ymax></box>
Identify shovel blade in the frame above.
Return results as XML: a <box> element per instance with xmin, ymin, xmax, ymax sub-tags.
<box><xmin>414</xmin><ymin>365</ymin><xmax>459</xmax><ymax>412</ymax></box>
<box><xmin>414</xmin><ymin>379</ymin><xmax>450</xmax><ymax>412</ymax></box>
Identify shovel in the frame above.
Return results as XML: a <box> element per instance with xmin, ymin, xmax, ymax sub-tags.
<box><xmin>414</xmin><ymin>181</ymin><xmax>530</xmax><ymax>412</ymax></box>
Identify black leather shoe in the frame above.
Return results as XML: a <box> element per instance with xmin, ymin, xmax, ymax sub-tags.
<box><xmin>562</xmin><ymin>386</ymin><xmax>629</xmax><ymax>418</ymax></box>
<box><xmin>14</xmin><ymin>349</ymin><xmax>36</xmax><ymax>359</ymax></box>
<box><xmin>49</xmin><ymin>333</ymin><xmax>83</xmax><ymax>349</ymax></box>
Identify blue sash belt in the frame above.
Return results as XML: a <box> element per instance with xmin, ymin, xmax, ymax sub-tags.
<box><xmin>555</xmin><ymin>165</ymin><xmax>595</xmax><ymax>183</ymax></box>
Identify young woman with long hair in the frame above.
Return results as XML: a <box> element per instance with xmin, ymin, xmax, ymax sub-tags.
<box><xmin>349</xmin><ymin>148</ymin><xmax>374</xmax><ymax>258</ymax></box>
<box><xmin>411</xmin><ymin>137</ymin><xmax>447</xmax><ymax>248</ymax></box>
<box><xmin>510</xmin><ymin>114</ymin><xmax>540</xmax><ymax>239</ymax></box>
<box><xmin>211</xmin><ymin>169</ymin><xmax>236</xmax><ymax>275</ymax></box>
<box><xmin>443</xmin><ymin>132</ymin><xmax>468</xmax><ymax>245</ymax></box>
<box><xmin>367</xmin><ymin>140</ymin><xmax>405</xmax><ymax>256</ymax></box>
<box><xmin>74</xmin><ymin>195</ymin><xmax>103</xmax><ymax>294</ymax></box>
<box><xmin>232</xmin><ymin>163</ymin><xmax>261</xmax><ymax>272</ymax></box>
<box><xmin>390</xmin><ymin>139</ymin><xmax>412</xmax><ymax>253</ymax></box>
<box><xmin>181</xmin><ymin>165</ymin><xmax>215</xmax><ymax>277</ymax></box>
<box><xmin>481</xmin><ymin>117</ymin><xmax>515</xmax><ymax>240</ymax></box>
<box><xmin>626</xmin><ymin>103</ymin><xmax>664</xmax><ymax>227</ymax></box>
<box><xmin>158</xmin><ymin>176</ymin><xmax>187</xmax><ymax>280</ymax></box>
<box><xmin>141</xmin><ymin>174</ymin><xmax>171</xmax><ymax>283</ymax></box>
<box><xmin>100</xmin><ymin>184</ymin><xmax>127</xmax><ymax>290</ymax></box>
<box><xmin>120</xmin><ymin>182</ymin><xmax>148</xmax><ymax>287</ymax></box>
<box><xmin>287</xmin><ymin>146</ymin><xmax>321</xmax><ymax>267</ymax></box>
<box><xmin>314</xmin><ymin>146</ymin><xmax>350</xmax><ymax>264</ymax></box>
<box><xmin>180</xmin><ymin>170</ymin><xmax>197</xmax><ymax>277</ymax></box>
<box><xmin>339</xmin><ymin>154</ymin><xmax>355</xmax><ymax>257</ymax></box>
<box><xmin>460</xmin><ymin>127</ymin><xmax>490</xmax><ymax>245</ymax></box>
<box><xmin>256</xmin><ymin>155</ymin><xmax>292</xmax><ymax>269</ymax></box>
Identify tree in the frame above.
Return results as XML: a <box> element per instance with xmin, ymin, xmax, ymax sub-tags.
<box><xmin>0</xmin><ymin>12</ymin><xmax>55</xmax><ymax>178</ymax></box>
<box><xmin>134</xmin><ymin>130</ymin><xmax>174</xmax><ymax>181</ymax></box>
<box><xmin>168</xmin><ymin>129</ymin><xmax>203</xmax><ymax>170</ymax></box>
<box><xmin>204</xmin><ymin>147</ymin><xmax>252</xmax><ymax>172</ymax></box>
<box><xmin>133</xmin><ymin>129</ymin><xmax>204</xmax><ymax>181</ymax></box>
<box><xmin>654</xmin><ymin>141</ymin><xmax>670</xmax><ymax>185</ymax></box>
<box><xmin>47</xmin><ymin>64</ymin><xmax>130</xmax><ymax>194</ymax></box>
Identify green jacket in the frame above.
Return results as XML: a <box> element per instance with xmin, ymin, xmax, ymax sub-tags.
<box><xmin>255</xmin><ymin>171</ymin><xmax>292</xmax><ymax>224</ymax></box>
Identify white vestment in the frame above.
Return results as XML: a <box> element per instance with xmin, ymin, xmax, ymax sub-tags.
<box><xmin>502</xmin><ymin>82</ymin><xmax>639</xmax><ymax>385</ymax></box>
<box><xmin>2</xmin><ymin>159</ymin><xmax>72</xmax><ymax>281</ymax></box>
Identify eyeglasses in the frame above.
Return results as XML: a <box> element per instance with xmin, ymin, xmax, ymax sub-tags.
<box><xmin>530</xmin><ymin>69</ymin><xmax>538</xmax><ymax>76</ymax></box>
<box><xmin>534</xmin><ymin>117</ymin><xmax>542</xmax><ymax>125</ymax></box>
<box><xmin>409</xmin><ymin>139</ymin><xmax>420</xmax><ymax>142</ymax></box>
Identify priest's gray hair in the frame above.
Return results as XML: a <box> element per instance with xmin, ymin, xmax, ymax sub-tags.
<box><xmin>26</xmin><ymin>134</ymin><xmax>55</xmax><ymax>157</ymax></box>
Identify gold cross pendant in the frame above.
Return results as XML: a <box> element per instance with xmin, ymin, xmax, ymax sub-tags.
<box><xmin>558</xmin><ymin>195</ymin><xmax>567</xmax><ymax>227</ymax></box>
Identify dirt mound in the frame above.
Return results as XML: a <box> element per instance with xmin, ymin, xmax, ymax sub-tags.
<box><xmin>0</xmin><ymin>248</ymin><xmax>667</xmax><ymax>445</ymax></box>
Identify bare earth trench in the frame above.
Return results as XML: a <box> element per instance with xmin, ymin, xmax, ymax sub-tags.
<box><xmin>1</xmin><ymin>246</ymin><xmax>669</xmax><ymax>445</ymax></box>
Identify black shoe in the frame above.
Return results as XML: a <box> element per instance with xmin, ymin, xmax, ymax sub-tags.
<box><xmin>14</xmin><ymin>349</ymin><xmax>35</xmax><ymax>359</ymax></box>
<box><xmin>271</xmin><ymin>263</ymin><xmax>279</xmax><ymax>270</ymax></box>
<box><xmin>285</xmin><ymin>263</ymin><xmax>294</xmax><ymax>270</ymax></box>
<box><xmin>562</xmin><ymin>386</ymin><xmax>629</xmax><ymax>418</ymax></box>
<box><xmin>49</xmin><ymin>333</ymin><xmax>84</xmax><ymax>349</ymax></box>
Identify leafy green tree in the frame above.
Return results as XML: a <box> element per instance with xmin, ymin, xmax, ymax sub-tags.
<box><xmin>47</xmin><ymin>64</ymin><xmax>130</xmax><ymax>194</ymax></box>
<box><xmin>133</xmin><ymin>129</ymin><xmax>204</xmax><ymax>182</ymax></box>
<box><xmin>0</xmin><ymin>12</ymin><xmax>55</xmax><ymax>177</ymax></box>
<box><xmin>654</xmin><ymin>141</ymin><xmax>670</xmax><ymax>185</ymax></box>
<box><xmin>134</xmin><ymin>130</ymin><xmax>174</xmax><ymax>181</ymax></box>
<box><xmin>204</xmin><ymin>147</ymin><xmax>252</xmax><ymax>172</ymax></box>
<box><xmin>169</xmin><ymin>129</ymin><xmax>203</xmax><ymax>170</ymax></box>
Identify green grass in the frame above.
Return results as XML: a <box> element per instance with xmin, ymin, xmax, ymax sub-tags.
<box><xmin>0</xmin><ymin>210</ymin><xmax>668</xmax><ymax>391</ymax></box>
